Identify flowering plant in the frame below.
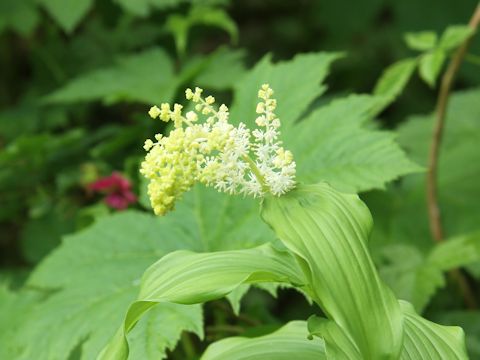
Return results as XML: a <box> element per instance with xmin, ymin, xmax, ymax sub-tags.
<box><xmin>141</xmin><ymin>84</ymin><xmax>295</xmax><ymax>215</ymax></box>
<box><xmin>98</xmin><ymin>85</ymin><xmax>469</xmax><ymax>360</ymax></box>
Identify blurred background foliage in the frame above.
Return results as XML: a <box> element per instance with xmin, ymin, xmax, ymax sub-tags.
<box><xmin>1</xmin><ymin>0</ymin><xmax>480</xmax><ymax>358</ymax></box>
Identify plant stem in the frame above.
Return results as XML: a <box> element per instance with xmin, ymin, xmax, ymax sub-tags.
<box><xmin>243</xmin><ymin>154</ymin><xmax>268</xmax><ymax>192</ymax></box>
<box><xmin>427</xmin><ymin>2</ymin><xmax>480</xmax><ymax>308</ymax></box>
<box><xmin>180</xmin><ymin>332</ymin><xmax>196</xmax><ymax>359</ymax></box>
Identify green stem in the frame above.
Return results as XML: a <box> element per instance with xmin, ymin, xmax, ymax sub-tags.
<box><xmin>242</xmin><ymin>155</ymin><xmax>268</xmax><ymax>192</ymax></box>
<box><xmin>180</xmin><ymin>332</ymin><xmax>196</xmax><ymax>359</ymax></box>
<box><xmin>426</xmin><ymin>2</ymin><xmax>480</xmax><ymax>309</ymax></box>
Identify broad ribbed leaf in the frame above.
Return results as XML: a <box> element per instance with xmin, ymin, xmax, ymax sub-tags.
<box><xmin>44</xmin><ymin>48</ymin><xmax>177</xmax><ymax>105</ymax></box>
<box><xmin>308</xmin><ymin>316</ymin><xmax>361</xmax><ymax>359</ymax></box>
<box><xmin>435</xmin><ymin>311</ymin><xmax>480</xmax><ymax>358</ymax></box>
<box><xmin>400</xmin><ymin>301</ymin><xmax>468</xmax><ymax>359</ymax></box>
<box><xmin>261</xmin><ymin>183</ymin><xmax>404</xmax><ymax>359</ymax></box>
<box><xmin>98</xmin><ymin>243</ymin><xmax>307</xmax><ymax>359</ymax></box>
<box><xmin>201</xmin><ymin>321</ymin><xmax>325</xmax><ymax>360</ymax></box>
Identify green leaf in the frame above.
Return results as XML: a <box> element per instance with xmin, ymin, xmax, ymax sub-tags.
<box><xmin>230</xmin><ymin>52</ymin><xmax>342</xmax><ymax>130</ymax></box>
<box><xmin>16</xmin><ymin>211</ymin><xmax>202</xmax><ymax>360</ymax></box>
<box><xmin>435</xmin><ymin>311</ymin><xmax>480</xmax><ymax>358</ymax></box>
<box><xmin>114</xmin><ymin>0</ymin><xmax>188</xmax><ymax>16</ymax></box>
<box><xmin>128</xmin><ymin>303</ymin><xmax>203</xmax><ymax>359</ymax></box>
<box><xmin>37</xmin><ymin>0</ymin><xmax>94</xmax><ymax>33</ymax></box>
<box><xmin>15</xmin><ymin>184</ymin><xmax>274</xmax><ymax>360</ymax></box>
<box><xmin>419</xmin><ymin>49</ymin><xmax>446</xmax><ymax>87</ymax></box>
<box><xmin>404</xmin><ymin>31</ymin><xmax>438</xmax><ymax>51</ymax></box>
<box><xmin>439</xmin><ymin>25</ymin><xmax>474</xmax><ymax>51</ymax></box>
<box><xmin>285</xmin><ymin>94</ymin><xmax>422</xmax><ymax>192</ymax></box>
<box><xmin>201</xmin><ymin>321</ymin><xmax>325</xmax><ymax>360</ymax></box>
<box><xmin>44</xmin><ymin>48</ymin><xmax>177</xmax><ymax>105</ymax></box>
<box><xmin>378</xmin><ymin>233</ymin><xmax>480</xmax><ymax>312</ymax></box>
<box><xmin>370</xmin><ymin>89</ymin><xmax>480</xmax><ymax>251</ymax></box>
<box><xmin>400</xmin><ymin>301</ymin><xmax>468</xmax><ymax>359</ymax></box>
<box><xmin>98</xmin><ymin>243</ymin><xmax>307</xmax><ymax>359</ymax></box>
<box><xmin>373</xmin><ymin>58</ymin><xmax>417</xmax><ymax>111</ymax></box>
<box><xmin>0</xmin><ymin>0</ymin><xmax>38</xmax><ymax>35</ymax></box>
<box><xmin>191</xmin><ymin>48</ymin><xmax>246</xmax><ymax>90</ymax></box>
<box><xmin>261</xmin><ymin>183</ymin><xmax>404</xmax><ymax>359</ymax></box>
<box><xmin>166</xmin><ymin>6</ymin><xmax>238</xmax><ymax>57</ymax></box>
<box><xmin>230</xmin><ymin>53</ymin><xmax>420</xmax><ymax>191</ymax></box>
<box><xmin>0</xmin><ymin>285</ymin><xmax>39</xmax><ymax>359</ymax></box>
<box><xmin>308</xmin><ymin>316</ymin><xmax>361</xmax><ymax>359</ymax></box>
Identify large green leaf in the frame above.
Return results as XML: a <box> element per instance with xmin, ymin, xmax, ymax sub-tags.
<box><xmin>188</xmin><ymin>48</ymin><xmax>246</xmax><ymax>90</ymax></box>
<box><xmin>44</xmin><ymin>48</ymin><xmax>177</xmax><ymax>105</ymax></box>
<box><xmin>286</xmin><ymin>94</ymin><xmax>422</xmax><ymax>192</ymax></box>
<box><xmin>16</xmin><ymin>185</ymin><xmax>275</xmax><ymax>360</ymax></box>
<box><xmin>308</xmin><ymin>316</ymin><xmax>361</xmax><ymax>359</ymax></box>
<box><xmin>98</xmin><ymin>243</ymin><xmax>307</xmax><ymax>359</ymax></box>
<box><xmin>378</xmin><ymin>232</ymin><xmax>480</xmax><ymax>312</ymax></box>
<box><xmin>0</xmin><ymin>285</ymin><xmax>39</xmax><ymax>359</ymax></box>
<box><xmin>368</xmin><ymin>89</ymin><xmax>480</xmax><ymax>251</ymax></box>
<box><xmin>230</xmin><ymin>53</ymin><xmax>420</xmax><ymax>192</ymax></box>
<box><xmin>15</xmin><ymin>211</ymin><xmax>202</xmax><ymax>360</ymax></box>
<box><xmin>435</xmin><ymin>311</ymin><xmax>480</xmax><ymax>358</ymax></box>
<box><xmin>230</xmin><ymin>52</ymin><xmax>341</xmax><ymax>130</ymax></box>
<box><xmin>201</xmin><ymin>321</ymin><xmax>325</xmax><ymax>360</ymax></box>
<box><xmin>261</xmin><ymin>183</ymin><xmax>404</xmax><ymax>359</ymax></box>
<box><xmin>400</xmin><ymin>301</ymin><xmax>467</xmax><ymax>359</ymax></box>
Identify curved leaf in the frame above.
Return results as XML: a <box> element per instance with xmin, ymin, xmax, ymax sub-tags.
<box><xmin>201</xmin><ymin>321</ymin><xmax>325</xmax><ymax>360</ymax></box>
<box><xmin>98</xmin><ymin>243</ymin><xmax>307</xmax><ymax>359</ymax></box>
<box><xmin>400</xmin><ymin>301</ymin><xmax>468</xmax><ymax>360</ymax></box>
<box><xmin>261</xmin><ymin>183</ymin><xmax>404</xmax><ymax>359</ymax></box>
<box><xmin>16</xmin><ymin>185</ymin><xmax>275</xmax><ymax>360</ymax></box>
<box><xmin>308</xmin><ymin>316</ymin><xmax>361</xmax><ymax>359</ymax></box>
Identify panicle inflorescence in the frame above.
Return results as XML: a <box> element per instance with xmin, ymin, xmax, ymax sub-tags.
<box><xmin>140</xmin><ymin>85</ymin><xmax>296</xmax><ymax>215</ymax></box>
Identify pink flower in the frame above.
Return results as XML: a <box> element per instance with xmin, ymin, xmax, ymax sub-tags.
<box><xmin>89</xmin><ymin>172</ymin><xmax>137</xmax><ymax>210</ymax></box>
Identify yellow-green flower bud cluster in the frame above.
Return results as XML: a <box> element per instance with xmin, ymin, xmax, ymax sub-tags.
<box><xmin>141</xmin><ymin>84</ymin><xmax>296</xmax><ymax>216</ymax></box>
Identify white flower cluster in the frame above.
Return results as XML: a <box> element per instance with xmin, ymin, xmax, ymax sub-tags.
<box><xmin>141</xmin><ymin>84</ymin><xmax>296</xmax><ymax>215</ymax></box>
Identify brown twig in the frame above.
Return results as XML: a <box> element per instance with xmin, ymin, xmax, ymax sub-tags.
<box><xmin>427</xmin><ymin>3</ymin><xmax>480</xmax><ymax>308</ymax></box>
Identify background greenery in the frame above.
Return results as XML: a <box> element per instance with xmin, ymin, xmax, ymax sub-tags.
<box><xmin>1</xmin><ymin>0</ymin><xmax>479</xmax><ymax>359</ymax></box>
